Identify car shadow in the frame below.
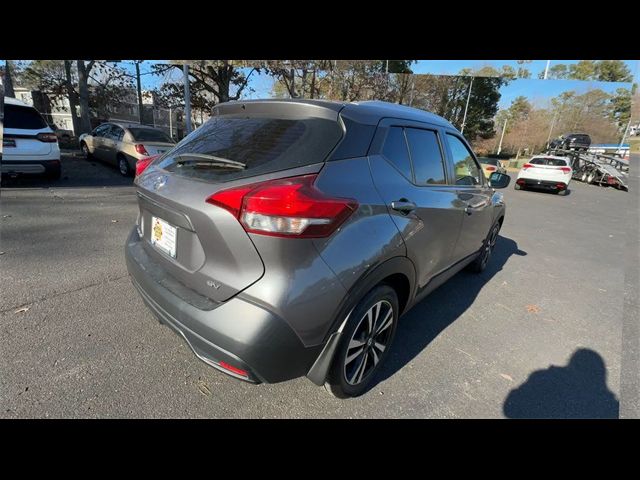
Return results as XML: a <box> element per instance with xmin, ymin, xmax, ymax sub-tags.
<box><xmin>519</xmin><ymin>186</ymin><xmax>572</xmax><ymax>197</ymax></box>
<box><xmin>502</xmin><ymin>348</ymin><xmax>618</xmax><ymax>418</ymax></box>
<box><xmin>367</xmin><ymin>235</ymin><xmax>527</xmax><ymax>392</ymax></box>
<box><xmin>1</xmin><ymin>154</ymin><xmax>134</xmax><ymax>189</ymax></box>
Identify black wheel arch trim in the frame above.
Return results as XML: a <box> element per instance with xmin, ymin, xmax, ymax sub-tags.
<box><xmin>306</xmin><ymin>256</ymin><xmax>416</xmax><ymax>386</ymax></box>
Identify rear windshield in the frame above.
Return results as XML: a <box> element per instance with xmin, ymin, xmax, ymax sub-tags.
<box><xmin>530</xmin><ymin>157</ymin><xmax>568</xmax><ymax>166</ymax></box>
<box><xmin>128</xmin><ymin>128</ymin><xmax>173</xmax><ymax>143</ymax></box>
<box><xmin>479</xmin><ymin>157</ymin><xmax>498</xmax><ymax>166</ymax></box>
<box><xmin>4</xmin><ymin>104</ymin><xmax>47</xmax><ymax>130</ymax></box>
<box><xmin>155</xmin><ymin>115</ymin><xmax>343</xmax><ymax>182</ymax></box>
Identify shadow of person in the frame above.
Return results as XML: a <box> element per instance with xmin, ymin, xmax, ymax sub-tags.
<box><xmin>367</xmin><ymin>235</ymin><xmax>527</xmax><ymax>392</ymax></box>
<box><xmin>503</xmin><ymin>349</ymin><xmax>619</xmax><ymax>419</ymax></box>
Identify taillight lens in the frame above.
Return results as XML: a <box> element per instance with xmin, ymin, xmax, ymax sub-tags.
<box><xmin>558</xmin><ymin>167</ymin><xmax>571</xmax><ymax>174</ymax></box>
<box><xmin>207</xmin><ymin>174</ymin><xmax>358</xmax><ymax>238</ymax></box>
<box><xmin>522</xmin><ymin>163</ymin><xmax>533</xmax><ymax>170</ymax></box>
<box><xmin>135</xmin><ymin>154</ymin><xmax>159</xmax><ymax>177</ymax></box>
<box><xmin>485</xmin><ymin>166</ymin><xmax>496</xmax><ymax>172</ymax></box>
<box><xmin>219</xmin><ymin>361</ymin><xmax>248</xmax><ymax>378</ymax></box>
<box><xmin>37</xmin><ymin>133</ymin><xmax>58</xmax><ymax>143</ymax></box>
<box><xmin>135</xmin><ymin>144</ymin><xmax>149</xmax><ymax>155</ymax></box>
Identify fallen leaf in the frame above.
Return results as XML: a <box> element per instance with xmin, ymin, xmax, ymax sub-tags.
<box><xmin>500</xmin><ymin>373</ymin><xmax>514</xmax><ymax>382</ymax></box>
<box><xmin>526</xmin><ymin>304</ymin><xmax>541</xmax><ymax>313</ymax></box>
<box><xmin>14</xmin><ymin>306</ymin><xmax>30</xmax><ymax>314</ymax></box>
<box><xmin>196</xmin><ymin>380</ymin><xmax>212</xmax><ymax>396</ymax></box>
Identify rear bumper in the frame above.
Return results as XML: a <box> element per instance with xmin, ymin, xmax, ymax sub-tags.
<box><xmin>125</xmin><ymin>228</ymin><xmax>322</xmax><ymax>383</ymax></box>
<box><xmin>1</xmin><ymin>159</ymin><xmax>61</xmax><ymax>176</ymax></box>
<box><xmin>517</xmin><ymin>177</ymin><xmax>569</xmax><ymax>190</ymax></box>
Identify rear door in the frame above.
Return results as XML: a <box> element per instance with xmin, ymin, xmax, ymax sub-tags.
<box><xmin>134</xmin><ymin>103</ymin><xmax>345</xmax><ymax>303</ymax></box>
<box><xmin>91</xmin><ymin>124</ymin><xmax>111</xmax><ymax>161</ymax></box>
<box><xmin>368</xmin><ymin>121</ymin><xmax>463</xmax><ymax>292</ymax></box>
<box><xmin>444</xmin><ymin>132</ymin><xmax>494</xmax><ymax>262</ymax></box>
<box><xmin>101</xmin><ymin>125</ymin><xmax>124</xmax><ymax>164</ymax></box>
<box><xmin>3</xmin><ymin>104</ymin><xmax>53</xmax><ymax>159</ymax></box>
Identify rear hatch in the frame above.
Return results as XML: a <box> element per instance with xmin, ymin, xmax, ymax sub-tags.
<box><xmin>3</xmin><ymin>103</ymin><xmax>54</xmax><ymax>159</ymax></box>
<box><xmin>522</xmin><ymin>157</ymin><xmax>571</xmax><ymax>180</ymax></box>
<box><xmin>134</xmin><ymin>100</ymin><xmax>345</xmax><ymax>303</ymax></box>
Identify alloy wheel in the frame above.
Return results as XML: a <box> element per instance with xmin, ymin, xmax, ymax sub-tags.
<box><xmin>343</xmin><ymin>300</ymin><xmax>394</xmax><ymax>386</ymax></box>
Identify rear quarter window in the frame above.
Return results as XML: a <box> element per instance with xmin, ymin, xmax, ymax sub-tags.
<box><xmin>156</xmin><ymin>115</ymin><xmax>343</xmax><ymax>182</ymax></box>
<box><xmin>4</xmin><ymin>104</ymin><xmax>47</xmax><ymax>130</ymax></box>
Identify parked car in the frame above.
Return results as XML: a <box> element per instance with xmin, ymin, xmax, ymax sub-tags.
<box><xmin>515</xmin><ymin>155</ymin><xmax>572</xmax><ymax>195</ymax></box>
<box><xmin>478</xmin><ymin>157</ymin><xmax>507</xmax><ymax>179</ymax></box>
<box><xmin>79</xmin><ymin>123</ymin><xmax>175</xmax><ymax>176</ymax></box>
<box><xmin>125</xmin><ymin>99</ymin><xmax>511</xmax><ymax>398</ymax></box>
<box><xmin>1</xmin><ymin>97</ymin><xmax>61</xmax><ymax>180</ymax></box>
<box><xmin>549</xmin><ymin>133</ymin><xmax>591</xmax><ymax>151</ymax></box>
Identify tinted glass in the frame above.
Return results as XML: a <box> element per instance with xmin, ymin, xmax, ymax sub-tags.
<box><xmin>530</xmin><ymin>157</ymin><xmax>568</xmax><ymax>166</ymax></box>
<box><xmin>4</xmin><ymin>104</ymin><xmax>47</xmax><ymax>129</ymax></box>
<box><xmin>479</xmin><ymin>157</ymin><xmax>498</xmax><ymax>166</ymax></box>
<box><xmin>382</xmin><ymin>127</ymin><xmax>412</xmax><ymax>180</ymax></box>
<box><xmin>156</xmin><ymin>116</ymin><xmax>343</xmax><ymax>182</ymax></box>
<box><xmin>447</xmin><ymin>134</ymin><xmax>482</xmax><ymax>186</ymax></box>
<box><xmin>129</xmin><ymin>128</ymin><xmax>174</xmax><ymax>143</ymax></box>
<box><xmin>405</xmin><ymin>128</ymin><xmax>446</xmax><ymax>185</ymax></box>
<box><xmin>530</xmin><ymin>158</ymin><xmax>545</xmax><ymax>165</ymax></box>
<box><xmin>93</xmin><ymin>125</ymin><xmax>111</xmax><ymax>137</ymax></box>
<box><xmin>107</xmin><ymin>126</ymin><xmax>125</xmax><ymax>141</ymax></box>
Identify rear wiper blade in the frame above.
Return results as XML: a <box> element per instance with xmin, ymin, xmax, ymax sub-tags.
<box><xmin>173</xmin><ymin>153</ymin><xmax>246</xmax><ymax>169</ymax></box>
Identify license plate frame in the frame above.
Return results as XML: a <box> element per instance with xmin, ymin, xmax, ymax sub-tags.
<box><xmin>150</xmin><ymin>216</ymin><xmax>177</xmax><ymax>258</ymax></box>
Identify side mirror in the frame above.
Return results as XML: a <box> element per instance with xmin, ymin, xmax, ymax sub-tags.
<box><xmin>489</xmin><ymin>172</ymin><xmax>511</xmax><ymax>189</ymax></box>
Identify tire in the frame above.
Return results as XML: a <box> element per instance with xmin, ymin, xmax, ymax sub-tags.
<box><xmin>514</xmin><ymin>183</ymin><xmax>522</xmax><ymax>190</ymax></box>
<box><xmin>117</xmin><ymin>154</ymin><xmax>131</xmax><ymax>177</ymax></box>
<box><xmin>81</xmin><ymin>142</ymin><xmax>92</xmax><ymax>159</ymax></box>
<box><xmin>580</xmin><ymin>170</ymin><xmax>588</xmax><ymax>182</ymax></box>
<box><xmin>557</xmin><ymin>188</ymin><xmax>568</xmax><ymax>196</ymax></box>
<box><xmin>587</xmin><ymin>171</ymin><xmax>597</xmax><ymax>184</ymax></box>
<box><xmin>324</xmin><ymin>285</ymin><xmax>399</xmax><ymax>398</ymax></box>
<box><xmin>468</xmin><ymin>221</ymin><xmax>501</xmax><ymax>274</ymax></box>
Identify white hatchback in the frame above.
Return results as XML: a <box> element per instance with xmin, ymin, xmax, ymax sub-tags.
<box><xmin>515</xmin><ymin>155</ymin><xmax>572</xmax><ymax>195</ymax></box>
<box><xmin>2</xmin><ymin>97</ymin><xmax>61</xmax><ymax>179</ymax></box>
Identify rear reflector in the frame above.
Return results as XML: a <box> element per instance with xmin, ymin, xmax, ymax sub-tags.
<box><xmin>219</xmin><ymin>361</ymin><xmax>248</xmax><ymax>377</ymax></box>
<box><xmin>207</xmin><ymin>174</ymin><xmax>358</xmax><ymax>238</ymax></box>
<box><xmin>485</xmin><ymin>166</ymin><xmax>496</xmax><ymax>172</ymax></box>
<box><xmin>556</xmin><ymin>183</ymin><xmax>566</xmax><ymax>189</ymax></box>
<box><xmin>135</xmin><ymin>154</ymin><xmax>160</xmax><ymax>177</ymax></box>
<box><xmin>516</xmin><ymin>179</ymin><xmax>525</xmax><ymax>184</ymax></box>
<box><xmin>37</xmin><ymin>133</ymin><xmax>58</xmax><ymax>143</ymax></box>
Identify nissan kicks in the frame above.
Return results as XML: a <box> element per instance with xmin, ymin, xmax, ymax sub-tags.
<box><xmin>125</xmin><ymin>99</ymin><xmax>511</xmax><ymax>398</ymax></box>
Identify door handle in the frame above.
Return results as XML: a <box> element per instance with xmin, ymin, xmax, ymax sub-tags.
<box><xmin>390</xmin><ymin>200</ymin><xmax>417</xmax><ymax>214</ymax></box>
<box><xmin>464</xmin><ymin>200</ymin><xmax>488</xmax><ymax>215</ymax></box>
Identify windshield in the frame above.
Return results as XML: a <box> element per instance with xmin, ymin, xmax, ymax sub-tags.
<box><xmin>155</xmin><ymin>115</ymin><xmax>343</xmax><ymax>182</ymax></box>
<box><xmin>128</xmin><ymin>128</ymin><xmax>174</xmax><ymax>143</ymax></box>
<box><xmin>4</xmin><ymin>104</ymin><xmax>48</xmax><ymax>130</ymax></box>
<box><xmin>478</xmin><ymin>157</ymin><xmax>498</xmax><ymax>166</ymax></box>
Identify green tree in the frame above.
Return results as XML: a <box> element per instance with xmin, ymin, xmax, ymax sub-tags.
<box><xmin>541</xmin><ymin>64</ymin><xmax>568</xmax><ymax>79</ymax></box>
<box><xmin>596</xmin><ymin>60</ymin><xmax>633</xmax><ymax>82</ymax></box>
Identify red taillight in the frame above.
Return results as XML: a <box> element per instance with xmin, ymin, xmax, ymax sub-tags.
<box><xmin>135</xmin><ymin>154</ymin><xmax>159</xmax><ymax>177</ymax></box>
<box><xmin>485</xmin><ymin>166</ymin><xmax>496</xmax><ymax>172</ymax></box>
<box><xmin>37</xmin><ymin>133</ymin><xmax>58</xmax><ymax>143</ymax></box>
<box><xmin>556</xmin><ymin>183</ymin><xmax>566</xmax><ymax>189</ymax></box>
<box><xmin>522</xmin><ymin>163</ymin><xmax>533</xmax><ymax>170</ymax></box>
<box><xmin>558</xmin><ymin>167</ymin><xmax>571</xmax><ymax>173</ymax></box>
<box><xmin>207</xmin><ymin>174</ymin><xmax>358</xmax><ymax>238</ymax></box>
<box><xmin>219</xmin><ymin>361</ymin><xmax>248</xmax><ymax>377</ymax></box>
<box><xmin>516</xmin><ymin>178</ymin><xmax>525</xmax><ymax>185</ymax></box>
<box><xmin>135</xmin><ymin>144</ymin><xmax>149</xmax><ymax>155</ymax></box>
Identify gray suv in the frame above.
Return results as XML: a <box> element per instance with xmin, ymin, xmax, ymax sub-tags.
<box><xmin>125</xmin><ymin>99</ymin><xmax>510</xmax><ymax>398</ymax></box>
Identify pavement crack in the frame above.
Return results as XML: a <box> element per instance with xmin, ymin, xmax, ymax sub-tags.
<box><xmin>0</xmin><ymin>274</ymin><xmax>130</xmax><ymax>315</ymax></box>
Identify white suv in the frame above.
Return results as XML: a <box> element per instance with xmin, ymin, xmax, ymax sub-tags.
<box><xmin>515</xmin><ymin>155</ymin><xmax>572</xmax><ymax>195</ymax></box>
<box><xmin>2</xmin><ymin>97</ymin><xmax>61</xmax><ymax>180</ymax></box>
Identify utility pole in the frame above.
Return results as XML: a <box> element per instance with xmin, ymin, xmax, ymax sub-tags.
<box><xmin>546</xmin><ymin>110</ymin><xmax>559</xmax><ymax>149</ymax></box>
<box><xmin>183</xmin><ymin>63</ymin><xmax>192</xmax><ymax>134</ymax></box>
<box><xmin>169</xmin><ymin>107</ymin><xmax>173</xmax><ymax>139</ymax></box>
<box><xmin>497</xmin><ymin>118</ymin><xmax>508</xmax><ymax>155</ymax></box>
<box><xmin>460</xmin><ymin>76</ymin><xmax>474</xmax><ymax>133</ymax></box>
<box><xmin>409</xmin><ymin>76</ymin><xmax>415</xmax><ymax>106</ymax></box>
<box><xmin>135</xmin><ymin>60</ymin><xmax>144</xmax><ymax>125</ymax></box>
<box><xmin>543</xmin><ymin>60</ymin><xmax>551</xmax><ymax>80</ymax></box>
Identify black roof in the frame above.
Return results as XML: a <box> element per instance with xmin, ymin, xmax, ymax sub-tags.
<box><xmin>214</xmin><ymin>98</ymin><xmax>456</xmax><ymax>130</ymax></box>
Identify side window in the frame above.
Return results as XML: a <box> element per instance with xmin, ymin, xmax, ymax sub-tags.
<box><xmin>94</xmin><ymin>124</ymin><xmax>111</xmax><ymax>137</ymax></box>
<box><xmin>108</xmin><ymin>126</ymin><xmax>124</xmax><ymax>141</ymax></box>
<box><xmin>405</xmin><ymin>128</ymin><xmax>446</xmax><ymax>185</ymax></box>
<box><xmin>382</xmin><ymin>126</ymin><xmax>412</xmax><ymax>180</ymax></box>
<box><xmin>447</xmin><ymin>134</ymin><xmax>482</xmax><ymax>186</ymax></box>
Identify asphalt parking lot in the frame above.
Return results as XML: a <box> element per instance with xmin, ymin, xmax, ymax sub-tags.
<box><xmin>0</xmin><ymin>153</ymin><xmax>631</xmax><ymax>418</ymax></box>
